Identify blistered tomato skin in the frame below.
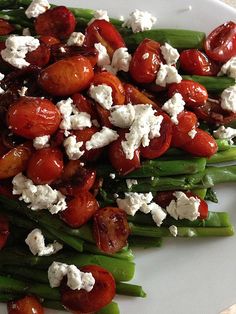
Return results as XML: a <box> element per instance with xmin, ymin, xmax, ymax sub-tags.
<box><xmin>25</xmin><ymin>42</ymin><xmax>51</xmax><ymax>68</ymax></box>
<box><xmin>38</xmin><ymin>55</ymin><xmax>94</xmax><ymax>96</ymax></box>
<box><xmin>0</xmin><ymin>18</ymin><xmax>14</xmax><ymax>35</ymax></box>
<box><xmin>7</xmin><ymin>97</ymin><xmax>61</xmax><ymax>139</ymax></box>
<box><xmin>7</xmin><ymin>295</ymin><xmax>44</xmax><ymax>314</ymax></box>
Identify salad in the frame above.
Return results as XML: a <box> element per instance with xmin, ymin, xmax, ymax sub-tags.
<box><xmin>0</xmin><ymin>0</ymin><xmax>236</xmax><ymax>313</ymax></box>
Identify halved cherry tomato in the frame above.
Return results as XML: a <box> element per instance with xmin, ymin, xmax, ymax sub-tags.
<box><xmin>7</xmin><ymin>295</ymin><xmax>44</xmax><ymax>314</ymax></box>
<box><xmin>27</xmin><ymin>148</ymin><xmax>64</xmax><ymax>185</ymax></box>
<box><xmin>0</xmin><ymin>143</ymin><xmax>32</xmax><ymax>179</ymax></box>
<box><xmin>39</xmin><ymin>35</ymin><xmax>60</xmax><ymax>47</ymax></box>
<box><xmin>7</xmin><ymin>97</ymin><xmax>61</xmax><ymax>139</ymax></box>
<box><xmin>25</xmin><ymin>41</ymin><xmax>51</xmax><ymax>68</ymax></box>
<box><xmin>60</xmin><ymin>191</ymin><xmax>99</xmax><ymax>228</ymax></box>
<box><xmin>168</xmin><ymin>80</ymin><xmax>208</xmax><ymax>108</ymax></box>
<box><xmin>95</xmin><ymin>105</ymin><xmax>112</xmax><ymax>128</ymax></box>
<box><xmin>141</xmin><ymin>113</ymin><xmax>173</xmax><ymax>159</ymax></box>
<box><xmin>38</xmin><ymin>55</ymin><xmax>94</xmax><ymax>96</ymax></box>
<box><xmin>129</xmin><ymin>39</ymin><xmax>162</xmax><ymax>84</ymax></box>
<box><xmin>185</xmin><ymin>191</ymin><xmax>208</xmax><ymax>220</ymax></box>
<box><xmin>84</xmin><ymin>20</ymin><xmax>125</xmax><ymax>56</ymax></box>
<box><xmin>179</xmin><ymin>49</ymin><xmax>220</xmax><ymax>76</ymax></box>
<box><xmin>204</xmin><ymin>21</ymin><xmax>236</xmax><ymax>62</ymax></box>
<box><xmin>93</xmin><ymin>207</ymin><xmax>130</xmax><ymax>254</ymax></box>
<box><xmin>182</xmin><ymin>128</ymin><xmax>218</xmax><ymax>157</ymax></box>
<box><xmin>0</xmin><ymin>214</ymin><xmax>9</xmax><ymax>250</ymax></box>
<box><xmin>0</xmin><ymin>18</ymin><xmax>14</xmax><ymax>35</ymax></box>
<box><xmin>61</xmin><ymin>265</ymin><xmax>116</xmax><ymax>313</ymax></box>
<box><xmin>35</xmin><ymin>6</ymin><xmax>76</xmax><ymax>40</ymax></box>
<box><xmin>72</xmin><ymin>93</ymin><xmax>98</xmax><ymax>121</ymax></box>
<box><xmin>108</xmin><ymin>131</ymin><xmax>141</xmax><ymax>175</ymax></box>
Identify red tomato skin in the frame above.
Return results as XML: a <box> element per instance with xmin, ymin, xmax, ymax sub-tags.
<box><xmin>0</xmin><ymin>18</ymin><xmax>14</xmax><ymax>35</ymax></box>
<box><xmin>179</xmin><ymin>49</ymin><xmax>220</xmax><ymax>76</ymax></box>
<box><xmin>35</xmin><ymin>6</ymin><xmax>76</xmax><ymax>40</ymax></box>
<box><xmin>7</xmin><ymin>97</ymin><xmax>61</xmax><ymax>139</ymax></box>
<box><xmin>204</xmin><ymin>21</ymin><xmax>236</xmax><ymax>62</ymax></box>
<box><xmin>129</xmin><ymin>39</ymin><xmax>162</xmax><ymax>84</ymax></box>
<box><xmin>72</xmin><ymin>93</ymin><xmax>98</xmax><ymax>121</ymax></box>
<box><xmin>0</xmin><ymin>214</ymin><xmax>9</xmax><ymax>250</ymax></box>
<box><xmin>168</xmin><ymin>80</ymin><xmax>208</xmax><ymax>107</ymax></box>
<box><xmin>27</xmin><ymin>148</ymin><xmax>64</xmax><ymax>185</ymax></box>
<box><xmin>95</xmin><ymin>105</ymin><xmax>112</xmax><ymax>128</ymax></box>
<box><xmin>61</xmin><ymin>265</ymin><xmax>116</xmax><ymax>313</ymax></box>
<box><xmin>39</xmin><ymin>35</ymin><xmax>60</xmax><ymax>47</ymax></box>
<box><xmin>7</xmin><ymin>295</ymin><xmax>44</xmax><ymax>314</ymax></box>
<box><xmin>25</xmin><ymin>42</ymin><xmax>51</xmax><ymax>68</ymax></box>
<box><xmin>60</xmin><ymin>191</ymin><xmax>99</xmax><ymax>228</ymax></box>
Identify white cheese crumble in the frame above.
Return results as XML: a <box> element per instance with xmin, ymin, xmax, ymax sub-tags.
<box><xmin>126</xmin><ymin>179</ymin><xmax>138</xmax><ymax>189</ymax></box>
<box><xmin>221</xmin><ymin>85</ymin><xmax>236</xmax><ymax>113</ymax></box>
<box><xmin>213</xmin><ymin>126</ymin><xmax>236</xmax><ymax>144</ymax></box>
<box><xmin>33</xmin><ymin>135</ymin><xmax>50</xmax><ymax>150</ymax></box>
<box><xmin>22</xmin><ymin>28</ymin><xmax>31</xmax><ymax>36</ymax></box>
<box><xmin>88</xmin><ymin>9</ymin><xmax>110</xmax><ymax>25</ymax></box>
<box><xmin>48</xmin><ymin>262</ymin><xmax>95</xmax><ymax>291</ymax></box>
<box><xmin>162</xmin><ymin>93</ymin><xmax>185</xmax><ymax>124</ymax></box>
<box><xmin>0</xmin><ymin>72</ymin><xmax>4</xmax><ymax>94</ymax></box>
<box><xmin>63</xmin><ymin>135</ymin><xmax>84</xmax><ymax>160</ymax></box>
<box><xmin>111</xmin><ymin>47</ymin><xmax>131</xmax><ymax>72</ymax></box>
<box><xmin>169</xmin><ymin>225</ymin><xmax>178</xmax><ymax>237</ymax></box>
<box><xmin>109</xmin><ymin>173</ymin><xmax>116</xmax><ymax>179</ymax></box>
<box><xmin>121</xmin><ymin>104</ymin><xmax>163</xmax><ymax>160</ymax></box>
<box><xmin>25</xmin><ymin>0</ymin><xmax>50</xmax><ymax>18</ymax></box>
<box><xmin>18</xmin><ymin>86</ymin><xmax>28</xmax><ymax>97</ymax></box>
<box><xmin>142</xmin><ymin>52</ymin><xmax>149</xmax><ymax>60</ymax></box>
<box><xmin>89</xmin><ymin>84</ymin><xmax>113</xmax><ymax>110</ymax></box>
<box><xmin>109</xmin><ymin>103</ymin><xmax>136</xmax><ymax>128</ymax></box>
<box><xmin>94</xmin><ymin>43</ymin><xmax>110</xmax><ymax>67</ymax></box>
<box><xmin>12</xmin><ymin>173</ymin><xmax>67</xmax><ymax>214</ymax></box>
<box><xmin>155</xmin><ymin>63</ymin><xmax>182</xmax><ymax>87</ymax></box>
<box><xmin>67</xmin><ymin>32</ymin><xmax>85</xmax><ymax>47</ymax></box>
<box><xmin>166</xmin><ymin>191</ymin><xmax>200</xmax><ymax>221</ymax></box>
<box><xmin>188</xmin><ymin>127</ymin><xmax>197</xmax><ymax>139</ymax></box>
<box><xmin>1</xmin><ymin>35</ymin><xmax>40</xmax><ymax>69</ymax></box>
<box><xmin>25</xmin><ymin>228</ymin><xmax>63</xmax><ymax>256</ymax></box>
<box><xmin>122</xmin><ymin>9</ymin><xmax>157</xmax><ymax>33</ymax></box>
<box><xmin>150</xmin><ymin>203</ymin><xmax>167</xmax><ymax>227</ymax></box>
<box><xmin>85</xmin><ymin>126</ymin><xmax>119</xmax><ymax>150</ymax></box>
<box><xmin>218</xmin><ymin>56</ymin><xmax>236</xmax><ymax>79</ymax></box>
<box><xmin>160</xmin><ymin>43</ymin><xmax>179</xmax><ymax>65</ymax></box>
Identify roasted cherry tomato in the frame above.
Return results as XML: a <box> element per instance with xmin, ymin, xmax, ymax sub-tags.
<box><xmin>182</xmin><ymin>128</ymin><xmax>218</xmax><ymax>157</ymax></box>
<box><xmin>38</xmin><ymin>55</ymin><xmax>94</xmax><ymax>96</ymax></box>
<box><xmin>72</xmin><ymin>93</ymin><xmax>98</xmax><ymax>121</ymax></box>
<box><xmin>168</xmin><ymin>80</ymin><xmax>208</xmax><ymax>108</ymax></box>
<box><xmin>35</xmin><ymin>6</ymin><xmax>76</xmax><ymax>40</ymax></box>
<box><xmin>96</xmin><ymin>105</ymin><xmax>112</xmax><ymax>128</ymax></box>
<box><xmin>108</xmin><ymin>131</ymin><xmax>141</xmax><ymax>175</ymax></box>
<box><xmin>61</xmin><ymin>265</ymin><xmax>116</xmax><ymax>313</ymax></box>
<box><xmin>60</xmin><ymin>191</ymin><xmax>99</xmax><ymax>228</ymax></box>
<box><xmin>7</xmin><ymin>97</ymin><xmax>61</xmax><ymax>139</ymax></box>
<box><xmin>84</xmin><ymin>20</ymin><xmax>125</xmax><ymax>56</ymax></box>
<box><xmin>141</xmin><ymin>113</ymin><xmax>173</xmax><ymax>159</ymax></box>
<box><xmin>129</xmin><ymin>39</ymin><xmax>162</xmax><ymax>84</ymax></box>
<box><xmin>0</xmin><ymin>18</ymin><xmax>14</xmax><ymax>35</ymax></box>
<box><xmin>27</xmin><ymin>148</ymin><xmax>64</xmax><ymax>185</ymax></box>
<box><xmin>0</xmin><ymin>214</ymin><xmax>9</xmax><ymax>250</ymax></box>
<box><xmin>7</xmin><ymin>295</ymin><xmax>44</xmax><ymax>314</ymax></box>
<box><xmin>185</xmin><ymin>192</ymin><xmax>209</xmax><ymax>220</ymax></box>
<box><xmin>204</xmin><ymin>21</ymin><xmax>236</xmax><ymax>62</ymax></box>
<box><xmin>179</xmin><ymin>49</ymin><xmax>220</xmax><ymax>76</ymax></box>
<box><xmin>25</xmin><ymin>41</ymin><xmax>51</xmax><ymax>68</ymax></box>
<box><xmin>93</xmin><ymin>207</ymin><xmax>130</xmax><ymax>254</ymax></box>
<box><xmin>39</xmin><ymin>35</ymin><xmax>60</xmax><ymax>47</ymax></box>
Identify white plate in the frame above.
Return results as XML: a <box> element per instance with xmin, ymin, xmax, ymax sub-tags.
<box><xmin>1</xmin><ymin>1</ymin><xmax>236</xmax><ymax>314</ymax></box>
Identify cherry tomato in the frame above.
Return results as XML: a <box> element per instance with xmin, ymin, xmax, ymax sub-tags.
<box><xmin>179</xmin><ymin>49</ymin><xmax>220</xmax><ymax>76</ymax></box>
<box><xmin>38</xmin><ymin>55</ymin><xmax>94</xmax><ymax>96</ymax></box>
<box><xmin>0</xmin><ymin>18</ymin><xmax>14</xmax><ymax>35</ymax></box>
<box><xmin>93</xmin><ymin>207</ymin><xmax>130</xmax><ymax>254</ymax></box>
<box><xmin>7</xmin><ymin>97</ymin><xmax>61</xmax><ymax>139</ymax></box>
<box><xmin>35</xmin><ymin>6</ymin><xmax>76</xmax><ymax>40</ymax></box>
<box><xmin>140</xmin><ymin>113</ymin><xmax>173</xmax><ymax>159</ymax></box>
<box><xmin>39</xmin><ymin>35</ymin><xmax>60</xmax><ymax>47</ymax></box>
<box><xmin>0</xmin><ymin>143</ymin><xmax>32</xmax><ymax>179</ymax></box>
<box><xmin>7</xmin><ymin>295</ymin><xmax>44</xmax><ymax>314</ymax></box>
<box><xmin>72</xmin><ymin>93</ymin><xmax>98</xmax><ymax>121</ymax></box>
<box><xmin>168</xmin><ymin>80</ymin><xmax>208</xmax><ymax>108</ymax></box>
<box><xmin>84</xmin><ymin>20</ymin><xmax>125</xmax><ymax>56</ymax></box>
<box><xmin>204</xmin><ymin>21</ymin><xmax>236</xmax><ymax>62</ymax></box>
<box><xmin>92</xmin><ymin>72</ymin><xmax>125</xmax><ymax>105</ymax></box>
<box><xmin>108</xmin><ymin>132</ymin><xmax>141</xmax><ymax>175</ymax></box>
<box><xmin>61</xmin><ymin>265</ymin><xmax>116</xmax><ymax>313</ymax></box>
<box><xmin>60</xmin><ymin>191</ymin><xmax>99</xmax><ymax>228</ymax></box>
<box><xmin>0</xmin><ymin>214</ymin><xmax>9</xmax><ymax>250</ymax></box>
<box><xmin>27</xmin><ymin>148</ymin><xmax>63</xmax><ymax>185</ymax></box>
<box><xmin>181</xmin><ymin>128</ymin><xmax>218</xmax><ymax>157</ymax></box>
<box><xmin>25</xmin><ymin>42</ymin><xmax>51</xmax><ymax>68</ymax></box>
<box><xmin>95</xmin><ymin>105</ymin><xmax>112</xmax><ymax>128</ymax></box>
<box><xmin>129</xmin><ymin>39</ymin><xmax>162</xmax><ymax>84</ymax></box>
<box><xmin>185</xmin><ymin>191</ymin><xmax>208</xmax><ymax>220</ymax></box>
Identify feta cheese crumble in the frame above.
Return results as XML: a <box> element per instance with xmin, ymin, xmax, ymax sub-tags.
<box><xmin>213</xmin><ymin>126</ymin><xmax>236</xmax><ymax>144</ymax></box>
<box><xmin>109</xmin><ymin>103</ymin><xmax>136</xmax><ymax>128</ymax></box>
<box><xmin>18</xmin><ymin>86</ymin><xmax>28</xmax><ymax>97</ymax></box>
<box><xmin>12</xmin><ymin>173</ymin><xmax>67</xmax><ymax>214</ymax></box>
<box><xmin>169</xmin><ymin>225</ymin><xmax>178</xmax><ymax>237</ymax></box>
<box><xmin>89</xmin><ymin>84</ymin><xmax>113</xmax><ymax>110</ymax></box>
<box><xmin>155</xmin><ymin>63</ymin><xmax>182</xmax><ymax>87</ymax></box>
<box><xmin>67</xmin><ymin>32</ymin><xmax>85</xmax><ymax>47</ymax></box>
<box><xmin>88</xmin><ymin>9</ymin><xmax>110</xmax><ymax>25</ymax></box>
<box><xmin>0</xmin><ymin>72</ymin><xmax>4</xmax><ymax>94</ymax></box>
<box><xmin>126</xmin><ymin>179</ymin><xmax>138</xmax><ymax>189</ymax></box>
<box><xmin>160</xmin><ymin>43</ymin><xmax>180</xmax><ymax>65</ymax></box>
<box><xmin>48</xmin><ymin>262</ymin><xmax>95</xmax><ymax>291</ymax></box>
<box><xmin>25</xmin><ymin>228</ymin><xmax>63</xmax><ymax>256</ymax></box>
<box><xmin>188</xmin><ymin>127</ymin><xmax>197</xmax><ymax>139</ymax></box>
<box><xmin>94</xmin><ymin>43</ymin><xmax>110</xmax><ymax>67</ymax></box>
<box><xmin>25</xmin><ymin>0</ymin><xmax>50</xmax><ymax>18</ymax></box>
<box><xmin>150</xmin><ymin>203</ymin><xmax>167</xmax><ymax>227</ymax></box>
<box><xmin>1</xmin><ymin>35</ymin><xmax>40</xmax><ymax>69</ymax></box>
<box><xmin>63</xmin><ymin>135</ymin><xmax>84</xmax><ymax>160</ymax></box>
<box><xmin>111</xmin><ymin>48</ymin><xmax>132</xmax><ymax>72</ymax></box>
<box><xmin>166</xmin><ymin>191</ymin><xmax>200</xmax><ymax>221</ymax></box>
<box><xmin>109</xmin><ymin>173</ymin><xmax>116</xmax><ymax>179</ymax></box>
<box><xmin>122</xmin><ymin>9</ymin><xmax>157</xmax><ymax>33</ymax></box>
<box><xmin>221</xmin><ymin>85</ymin><xmax>236</xmax><ymax>113</ymax></box>
<box><xmin>162</xmin><ymin>93</ymin><xmax>185</xmax><ymax>124</ymax></box>
<box><xmin>85</xmin><ymin>127</ymin><xmax>119</xmax><ymax>150</ymax></box>
<box><xmin>33</xmin><ymin>135</ymin><xmax>50</xmax><ymax>150</ymax></box>
<box><xmin>218</xmin><ymin>56</ymin><xmax>236</xmax><ymax>79</ymax></box>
